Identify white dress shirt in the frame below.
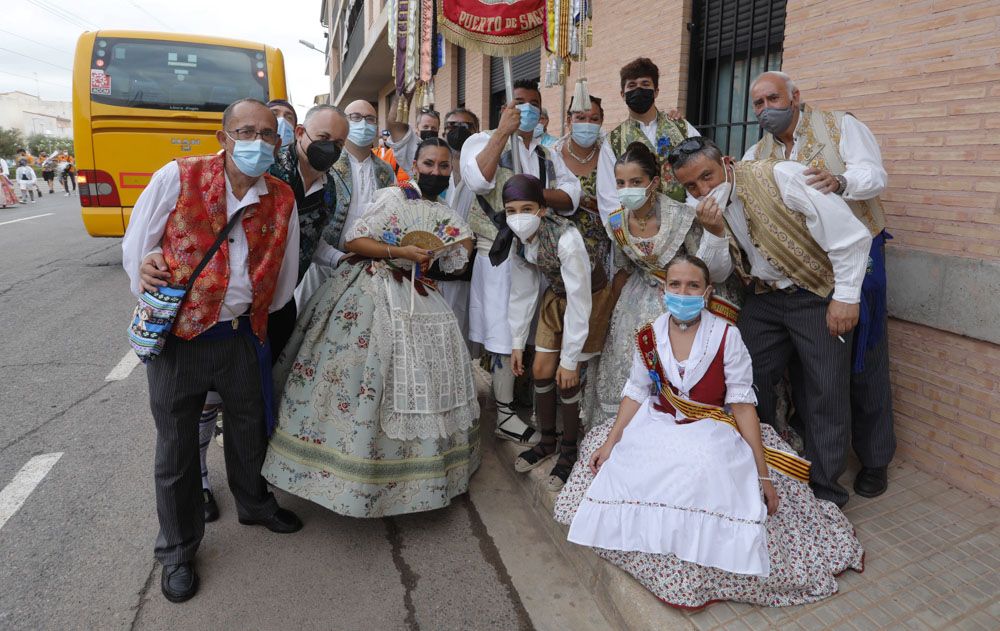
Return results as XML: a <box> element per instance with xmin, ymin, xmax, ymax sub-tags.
<box><xmin>508</xmin><ymin>226</ymin><xmax>592</xmax><ymax>371</ymax></box>
<box><xmin>312</xmin><ymin>151</ymin><xmax>383</xmax><ymax>267</ymax></box>
<box><xmin>446</xmin><ymin>161</ymin><xmax>475</xmax><ymax>221</ymax></box>
<box><xmin>387</xmin><ymin>129</ymin><xmax>418</xmax><ymax>178</ymax></box>
<box><xmin>742</xmin><ymin>113</ymin><xmax>888</xmax><ymax>201</ymax></box>
<box><xmin>0</xmin><ymin>158</ymin><xmax>8</xmax><ymax>177</ymax></box>
<box><xmin>460</xmin><ymin>131</ymin><xmax>583</xmax><ymax>210</ymax></box>
<box><xmin>596</xmin><ymin>114</ymin><xmax>701</xmax><ymax>223</ymax></box>
<box><xmin>720</xmin><ymin>161</ymin><xmax>871</xmax><ymax>304</ymax></box>
<box><xmin>121</xmin><ymin>160</ymin><xmax>300</xmax><ymax>319</ymax></box>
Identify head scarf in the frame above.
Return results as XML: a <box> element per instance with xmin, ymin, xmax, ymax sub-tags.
<box><xmin>502</xmin><ymin>173</ymin><xmax>546</xmax><ymax>206</ymax></box>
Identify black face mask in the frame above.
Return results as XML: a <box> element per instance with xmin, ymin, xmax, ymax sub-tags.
<box><xmin>417</xmin><ymin>173</ymin><xmax>450</xmax><ymax>198</ymax></box>
<box><xmin>624</xmin><ymin>87</ymin><xmax>656</xmax><ymax>115</ymax></box>
<box><xmin>419</xmin><ymin>129</ymin><xmax>440</xmax><ymax>140</ymax></box>
<box><xmin>446</xmin><ymin>127</ymin><xmax>473</xmax><ymax>152</ymax></box>
<box><xmin>302</xmin><ymin>134</ymin><xmax>342</xmax><ymax>172</ymax></box>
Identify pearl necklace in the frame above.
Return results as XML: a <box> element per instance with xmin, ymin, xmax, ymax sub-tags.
<box><xmin>566</xmin><ymin>139</ymin><xmax>598</xmax><ymax>163</ymax></box>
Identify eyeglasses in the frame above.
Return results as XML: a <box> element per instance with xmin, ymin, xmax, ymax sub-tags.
<box><xmin>226</xmin><ymin>127</ymin><xmax>278</xmax><ymax>143</ymax></box>
<box><xmin>666</xmin><ymin>137</ymin><xmax>709</xmax><ymax>165</ymax></box>
<box><xmin>346</xmin><ymin>113</ymin><xmax>377</xmax><ymax>124</ymax></box>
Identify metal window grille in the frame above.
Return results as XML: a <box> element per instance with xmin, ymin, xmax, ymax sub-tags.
<box><xmin>686</xmin><ymin>0</ymin><xmax>786</xmax><ymax>158</ymax></box>
<box><xmin>457</xmin><ymin>47</ymin><xmax>466</xmax><ymax>107</ymax></box>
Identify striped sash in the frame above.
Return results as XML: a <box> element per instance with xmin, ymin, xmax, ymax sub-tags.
<box><xmin>635</xmin><ymin>322</ymin><xmax>811</xmax><ymax>483</ymax></box>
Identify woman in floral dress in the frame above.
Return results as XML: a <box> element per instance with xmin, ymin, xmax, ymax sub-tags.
<box><xmin>581</xmin><ymin>141</ymin><xmax>736</xmax><ymax>430</ymax></box>
<box><xmin>556</xmin><ymin>255</ymin><xmax>864</xmax><ymax>609</ymax></box>
<box><xmin>262</xmin><ymin>139</ymin><xmax>480</xmax><ymax>518</ymax></box>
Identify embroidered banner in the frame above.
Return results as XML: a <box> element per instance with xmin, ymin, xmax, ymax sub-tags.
<box><xmin>439</xmin><ymin>0</ymin><xmax>545</xmax><ymax>56</ymax></box>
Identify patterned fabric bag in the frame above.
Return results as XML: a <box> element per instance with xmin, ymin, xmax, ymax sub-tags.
<box><xmin>127</xmin><ymin>208</ymin><xmax>246</xmax><ymax>362</ymax></box>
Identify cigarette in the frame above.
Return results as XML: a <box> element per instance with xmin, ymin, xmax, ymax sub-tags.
<box><xmin>837</xmin><ymin>335</ymin><xmax>846</xmax><ymax>344</ymax></box>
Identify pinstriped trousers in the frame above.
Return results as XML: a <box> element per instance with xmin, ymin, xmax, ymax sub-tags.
<box><xmin>147</xmin><ymin>333</ymin><xmax>279</xmax><ymax>565</ymax></box>
<box><xmin>737</xmin><ymin>289</ymin><xmax>853</xmax><ymax>507</ymax></box>
<box><xmin>851</xmin><ymin>309</ymin><xmax>897</xmax><ymax>468</ymax></box>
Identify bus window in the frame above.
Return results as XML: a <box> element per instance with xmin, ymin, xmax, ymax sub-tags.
<box><xmin>91</xmin><ymin>38</ymin><xmax>269</xmax><ymax>112</ymax></box>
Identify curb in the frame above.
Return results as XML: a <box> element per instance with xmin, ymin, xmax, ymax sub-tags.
<box><xmin>474</xmin><ymin>374</ymin><xmax>695</xmax><ymax>631</ymax></box>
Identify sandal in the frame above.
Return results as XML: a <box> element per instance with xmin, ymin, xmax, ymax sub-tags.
<box><xmin>494</xmin><ymin>402</ymin><xmax>539</xmax><ymax>445</ymax></box>
<box><xmin>545</xmin><ymin>439</ymin><xmax>579</xmax><ymax>492</ymax></box>
<box><xmin>514</xmin><ymin>429</ymin><xmax>558</xmax><ymax>473</ymax></box>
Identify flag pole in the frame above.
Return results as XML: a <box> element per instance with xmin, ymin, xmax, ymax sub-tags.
<box><xmin>502</xmin><ymin>56</ymin><xmax>523</xmax><ymax>175</ymax></box>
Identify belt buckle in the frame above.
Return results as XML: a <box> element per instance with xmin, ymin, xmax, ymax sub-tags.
<box><xmin>231</xmin><ymin>316</ymin><xmax>239</xmax><ymax>331</ymax></box>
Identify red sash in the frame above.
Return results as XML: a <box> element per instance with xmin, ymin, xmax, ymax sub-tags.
<box><xmin>634</xmin><ymin>321</ymin><xmax>811</xmax><ymax>483</ymax></box>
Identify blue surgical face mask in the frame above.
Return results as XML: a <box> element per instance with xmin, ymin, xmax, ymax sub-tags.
<box><xmin>533</xmin><ymin>122</ymin><xmax>545</xmax><ymax>138</ymax></box>
<box><xmin>348</xmin><ymin>120</ymin><xmax>378</xmax><ymax>147</ymax></box>
<box><xmin>276</xmin><ymin>117</ymin><xmax>295</xmax><ymax>147</ymax></box>
<box><xmin>617</xmin><ymin>181</ymin><xmax>653</xmax><ymax>212</ymax></box>
<box><xmin>231</xmin><ymin>139</ymin><xmax>276</xmax><ymax>177</ymax></box>
<box><xmin>662</xmin><ymin>291</ymin><xmax>705</xmax><ymax>323</ymax></box>
<box><xmin>570</xmin><ymin>122</ymin><xmax>601</xmax><ymax>147</ymax></box>
<box><xmin>517</xmin><ymin>103</ymin><xmax>541</xmax><ymax>133</ymax></box>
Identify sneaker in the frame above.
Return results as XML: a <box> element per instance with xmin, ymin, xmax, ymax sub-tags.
<box><xmin>214</xmin><ymin>415</ymin><xmax>224</xmax><ymax>447</ymax></box>
<box><xmin>64</xmin><ymin>192</ymin><xmax>70</xmax><ymax>197</ymax></box>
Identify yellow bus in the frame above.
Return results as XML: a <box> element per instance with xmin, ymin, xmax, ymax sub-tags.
<box><xmin>72</xmin><ymin>30</ymin><xmax>288</xmax><ymax>237</ymax></box>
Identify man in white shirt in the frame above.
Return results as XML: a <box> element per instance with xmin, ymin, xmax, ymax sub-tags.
<box><xmin>296</xmin><ymin>99</ymin><xmax>396</xmax><ymax>306</ymax></box>
<box><xmin>122</xmin><ymin>98</ymin><xmax>303</xmax><ymax>603</ymax></box>
<box><xmin>384</xmin><ymin>97</ymin><xmax>441</xmax><ymax>178</ymax></box>
<box><xmin>596</xmin><ymin>57</ymin><xmax>701</xmax><ymax>224</ymax></box>
<box><xmin>670</xmin><ymin>137</ymin><xmax>872</xmax><ymax>507</ymax></box>
<box><xmin>460</xmin><ymin>78</ymin><xmax>583</xmax><ymax>445</ymax></box>
<box><xmin>744</xmin><ymin>71</ymin><xmax>895</xmax><ymax>498</ymax></box>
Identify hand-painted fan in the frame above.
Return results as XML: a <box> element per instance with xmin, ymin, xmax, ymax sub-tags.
<box><xmin>368</xmin><ymin>197</ymin><xmax>473</xmax><ymax>252</ymax></box>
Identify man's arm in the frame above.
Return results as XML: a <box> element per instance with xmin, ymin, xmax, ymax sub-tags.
<box><xmin>546</xmin><ymin>149</ymin><xmax>582</xmax><ymax>212</ymax></box>
<box><xmin>270</xmin><ymin>203</ymin><xmax>300</xmax><ymax>310</ymax></box>
<box><xmin>475</xmin><ymin>102</ymin><xmax>522</xmax><ymax>184</ymax></box>
<box><xmin>776</xmin><ymin>161</ymin><xmax>871</xmax><ymax>304</ymax></box>
<box><xmin>838</xmin><ymin>114</ymin><xmax>888</xmax><ymax>200</ymax></box>
<box><xmin>460</xmin><ymin>132</ymin><xmax>501</xmax><ymax>195</ymax></box>
<box><xmin>507</xmin><ymin>250</ymin><xmax>540</xmax><ymax>352</ymax></box>
<box><xmin>121</xmin><ymin>161</ymin><xmax>182</xmax><ymax>296</ymax></box>
<box><xmin>555</xmin><ymin>229</ymin><xmax>593</xmax><ymax>371</ymax></box>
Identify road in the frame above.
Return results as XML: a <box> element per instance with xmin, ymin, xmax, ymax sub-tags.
<box><xmin>0</xmin><ymin>195</ymin><xmax>610</xmax><ymax>631</ymax></box>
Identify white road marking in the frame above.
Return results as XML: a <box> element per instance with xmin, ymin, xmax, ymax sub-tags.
<box><xmin>0</xmin><ymin>453</ymin><xmax>63</xmax><ymax>531</ymax></box>
<box><xmin>105</xmin><ymin>351</ymin><xmax>141</xmax><ymax>381</ymax></box>
<box><xmin>0</xmin><ymin>213</ymin><xmax>54</xmax><ymax>227</ymax></box>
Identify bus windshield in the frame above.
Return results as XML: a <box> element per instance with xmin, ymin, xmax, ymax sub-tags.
<box><xmin>89</xmin><ymin>37</ymin><xmax>269</xmax><ymax>112</ymax></box>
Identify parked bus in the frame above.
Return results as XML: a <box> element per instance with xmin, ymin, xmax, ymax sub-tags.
<box><xmin>72</xmin><ymin>30</ymin><xmax>288</xmax><ymax>236</ymax></box>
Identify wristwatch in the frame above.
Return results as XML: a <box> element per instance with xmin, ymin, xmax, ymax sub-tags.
<box><xmin>834</xmin><ymin>175</ymin><xmax>848</xmax><ymax>196</ymax></box>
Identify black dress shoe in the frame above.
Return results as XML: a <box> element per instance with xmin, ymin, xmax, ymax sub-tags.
<box><xmin>854</xmin><ymin>466</ymin><xmax>889</xmax><ymax>498</ymax></box>
<box><xmin>239</xmin><ymin>507</ymin><xmax>303</xmax><ymax>533</ymax></box>
<box><xmin>203</xmin><ymin>489</ymin><xmax>219</xmax><ymax>523</ymax></box>
<box><xmin>161</xmin><ymin>562</ymin><xmax>199</xmax><ymax>603</ymax></box>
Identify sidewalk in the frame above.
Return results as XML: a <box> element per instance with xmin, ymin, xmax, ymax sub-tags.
<box><xmin>477</xmin><ymin>368</ymin><xmax>1000</xmax><ymax>630</ymax></box>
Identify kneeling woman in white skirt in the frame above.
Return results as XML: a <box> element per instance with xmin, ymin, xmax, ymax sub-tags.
<box><xmin>555</xmin><ymin>254</ymin><xmax>864</xmax><ymax>609</ymax></box>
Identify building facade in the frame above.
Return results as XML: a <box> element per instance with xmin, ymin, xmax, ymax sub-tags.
<box><xmin>322</xmin><ymin>0</ymin><xmax>1000</xmax><ymax>502</ymax></box>
<box><xmin>0</xmin><ymin>91</ymin><xmax>73</xmax><ymax>139</ymax></box>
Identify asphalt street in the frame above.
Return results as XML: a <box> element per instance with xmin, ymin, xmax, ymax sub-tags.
<box><xmin>0</xmin><ymin>194</ymin><xmax>610</xmax><ymax>631</ymax></box>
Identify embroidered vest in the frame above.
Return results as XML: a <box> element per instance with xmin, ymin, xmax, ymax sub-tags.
<box><xmin>607</xmin><ymin>110</ymin><xmax>688</xmax><ymax>202</ymax></box>
<box><xmin>163</xmin><ymin>154</ymin><xmax>295</xmax><ymax>341</ymax></box>
<box><xmin>733</xmin><ymin>160</ymin><xmax>835</xmax><ymax>297</ymax></box>
<box><xmin>269</xmin><ymin>145</ymin><xmax>339</xmax><ymax>283</ymax></box>
<box><xmin>751</xmin><ymin>103</ymin><xmax>886</xmax><ymax>235</ymax></box>
<box><xmin>477</xmin><ymin>131</ymin><xmax>558</xmax><ymax>220</ymax></box>
<box><xmin>528</xmin><ymin>214</ymin><xmax>606</xmax><ymax>296</ymax></box>
<box><xmin>321</xmin><ymin>151</ymin><xmax>395</xmax><ymax>248</ymax></box>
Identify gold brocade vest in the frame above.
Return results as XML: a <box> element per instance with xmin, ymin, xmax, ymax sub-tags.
<box><xmin>733</xmin><ymin>160</ymin><xmax>835</xmax><ymax>298</ymax></box>
<box><xmin>607</xmin><ymin>111</ymin><xmax>688</xmax><ymax>202</ymax></box>
<box><xmin>752</xmin><ymin>103</ymin><xmax>886</xmax><ymax>236</ymax></box>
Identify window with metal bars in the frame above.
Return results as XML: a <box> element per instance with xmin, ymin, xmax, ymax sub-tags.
<box><xmin>457</xmin><ymin>47</ymin><xmax>466</xmax><ymax>107</ymax></box>
<box><xmin>686</xmin><ymin>0</ymin><xmax>786</xmax><ymax>158</ymax></box>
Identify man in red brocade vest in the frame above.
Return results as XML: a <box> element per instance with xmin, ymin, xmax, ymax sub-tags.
<box><xmin>122</xmin><ymin>98</ymin><xmax>302</xmax><ymax>604</ymax></box>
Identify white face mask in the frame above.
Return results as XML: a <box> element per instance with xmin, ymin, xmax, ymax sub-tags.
<box><xmin>707</xmin><ymin>161</ymin><xmax>732</xmax><ymax>207</ymax></box>
<box><xmin>618</xmin><ymin>181</ymin><xmax>653</xmax><ymax>212</ymax></box>
<box><xmin>506</xmin><ymin>212</ymin><xmax>541</xmax><ymax>242</ymax></box>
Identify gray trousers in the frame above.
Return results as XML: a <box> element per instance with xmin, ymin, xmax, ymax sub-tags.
<box><xmin>851</xmin><ymin>304</ymin><xmax>897</xmax><ymax>469</ymax></box>
<box><xmin>737</xmin><ymin>289</ymin><xmax>853</xmax><ymax>506</ymax></box>
<box><xmin>147</xmin><ymin>333</ymin><xmax>278</xmax><ymax>565</ymax></box>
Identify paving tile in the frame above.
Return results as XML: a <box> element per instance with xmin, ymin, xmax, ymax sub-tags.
<box><xmin>687</xmin><ymin>610</ymin><xmax>717</xmax><ymax>631</ymax></box>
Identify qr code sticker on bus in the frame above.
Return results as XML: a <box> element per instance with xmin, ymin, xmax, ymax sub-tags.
<box><xmin>90</xmin><ymin>69</ymin><xmax>111</xmax><ymax>95</ymax></box>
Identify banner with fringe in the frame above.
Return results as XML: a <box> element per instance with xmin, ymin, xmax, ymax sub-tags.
<box><xmin>438</xmin><ymin>0</ymin><xmax>545</xmax><ymax>57</ymax></box>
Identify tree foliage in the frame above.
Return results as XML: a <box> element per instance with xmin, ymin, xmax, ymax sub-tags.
<box><xmin>0</xmin><ymin>127</ymin><xmax>26</xmax><ymax>160</ymax></box>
